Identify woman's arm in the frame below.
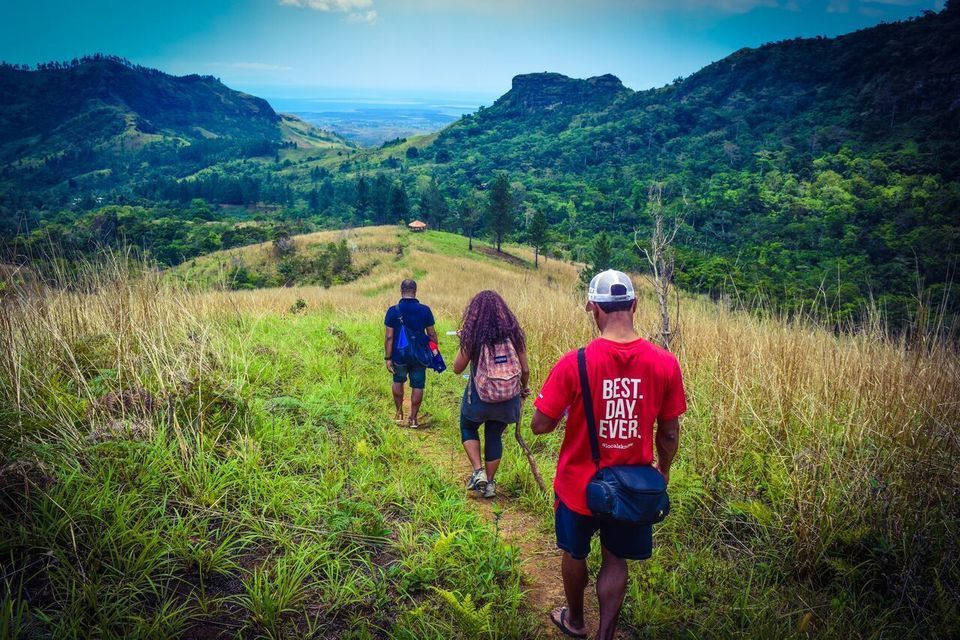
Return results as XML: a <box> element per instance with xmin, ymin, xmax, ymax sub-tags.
<box><xmin>453</xmin><ymin>347</ymin><xmax>471</xmax><ymax>375</ymax></box>
<box><xmin>518</xmin><ymin>350</ymin><xmax>530</xmax><ymax>396</ymax></box>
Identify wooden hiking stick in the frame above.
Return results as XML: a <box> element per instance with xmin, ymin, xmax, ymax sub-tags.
<box><xmin>514</xmin><ymin>397</ymin><xmax>548</xmax><ymax>495</ymax></box>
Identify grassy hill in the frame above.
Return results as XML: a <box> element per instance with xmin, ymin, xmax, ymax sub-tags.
<box><xmin>1</xmin><ymin>227</ymin><xmax>957</xmax><ymax>637</ymax></box>
<box><xmin>166</xmin><ymin>224</ymin><xmax>542</xmax><ymax>291</ymax></box>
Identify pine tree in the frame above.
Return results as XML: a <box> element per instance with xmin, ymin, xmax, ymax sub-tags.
<box><xmin>390</xmin><ymin>182</ymin><xmax>410</xmax><ymax>222</ymax></box>
<box><xmin>372</xmin><ymin>174</ymin><xmax>391</xmax><ymax>224</ymax></box>
<box><xmin>460</xmin><ymin>199</ymin><xmax>481</xmax><ymax>251</ymax></box>
<box><xmin>528</xmin><ymin>209</ymin><xmax>548</xmax><ymax>268</ymax></box>
<box><xmin>581</xmin><ymin>232</ymin><xmax>612</xmax><ymax>284</ymax></box>
<box><xmin>487</xmin><ymin>173</ymin><xmax>513</xmax><ymax>252</ymax></box>
<box><xmin>418</xmin><ymin>178</ymin><xmax>449</xmax><ymax>231</ymax></box>
<box><xmin>356</xmin><ymin>176</ymin><xmax>370</xmax><ymax>220</ymax></box>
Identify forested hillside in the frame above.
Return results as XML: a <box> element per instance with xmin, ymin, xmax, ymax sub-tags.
<box><xmin>0</xmin><ymin>54</ymin><xmax>349</xmax><ymax>235</ymax></box>
<box><xmin>416</xmin><ymin>5</ymin><xmax>960</xmax><ymax>324</ymax></box>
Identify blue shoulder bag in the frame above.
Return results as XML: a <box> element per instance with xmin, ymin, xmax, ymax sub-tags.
<box><xmin>394</xmin><ymin>309</ymin><xmax>433</xmax><ymax>368</ymax></box>
<box><xmin>578</xmin><ymin>347</ymin><xmax>670</xmax><ymax>525</ymax></box>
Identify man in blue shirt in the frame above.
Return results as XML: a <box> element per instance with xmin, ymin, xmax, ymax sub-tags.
<box><xmin>384</xmin><ymin>279</ymin><xmax>438</xmax><ymax>428</ymax></box>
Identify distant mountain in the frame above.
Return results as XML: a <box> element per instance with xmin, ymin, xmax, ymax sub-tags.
<box><xmin>0</xmin><ymin>55</ymin><xmax>284</xmax><ymax>172</ymax></box>
<box><xmin>0</xmin><ymin>55</ymin><xmax>348</xmax><ymax>207</ymax></box>
<box><xmin>0</xmin><ymin>55</ymin><xmax>279</xmax><ymax>158</ymax></box>
<box><xmin>493</xmin><ymin>73</ymin><xmax>630</xmax><ymax>118</ymax></box>
<box><xmin>420</xmin><ymin>5</ymin><xmax>960</xmax><ymax>323</ymax></box>
<box><xmin>3</xmin><ymin>9</ymin><xmax>959</xmax><ymax>326</ymax></box>
<box><xmin>433</xmin><ymin>6</ymin><xmax>959</xmax><ymax>180</ymax></box>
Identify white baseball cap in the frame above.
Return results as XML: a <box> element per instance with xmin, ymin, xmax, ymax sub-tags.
<box><xmin>587</xmin><ymin>269</ymin><xmax>636</xmax><ymax>303</ymax></box>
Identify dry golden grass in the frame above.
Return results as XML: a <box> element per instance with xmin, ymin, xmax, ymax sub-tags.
<box><xmin>0</xmin><ymin>257</ymin><xmax>212</xmax><ymax>447</ymax></box>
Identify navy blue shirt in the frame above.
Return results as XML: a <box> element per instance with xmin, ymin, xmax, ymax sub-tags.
<box><xmin>384</xmin><ymin>298</ymin><xmax>435</xmax><ymax>364</ymax></box>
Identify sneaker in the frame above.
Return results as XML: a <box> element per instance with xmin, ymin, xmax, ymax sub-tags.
<box><xmin>482</xmin><ymin>480</ymin><xmax>496</xmax><ymax>499</ymax></box>
<box><xmin>466</xmin><ymin>468</ymin><xmax>488</xmax><ymax>492</ymax></box>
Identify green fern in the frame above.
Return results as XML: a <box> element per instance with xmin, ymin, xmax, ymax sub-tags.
<box><xmin>431</xmin><ymin>587</ymin><xmax>492</xmax><ymax>636</ymax></box>
<box><xmin>431</xmin><ymin>528</ymin><xmax>462</xmax><ymax>557</ymax></box>
<box><xmin>668</xmin><ymin>466</ymin><xmax>707</xmax><ymax>509</ymax></box>
<box><xmin>727</xmin><ymin>498</ymin><xmax>774</xmax><ymax>527</ymax></box>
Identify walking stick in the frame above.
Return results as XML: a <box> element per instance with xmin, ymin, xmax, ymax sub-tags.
<box><xmin>514</xmin><ymin>397</ymin><xmax>548</xmax><ymax>496</ymax></box>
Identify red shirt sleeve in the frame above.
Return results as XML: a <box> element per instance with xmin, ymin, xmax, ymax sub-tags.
<box><xmin>533</xmin><ymin>352</ymin><xmax>577</xmax><ymax>420</ymax></box>
<box><xmin>658</xmin><ymin>356</ymin><xmax>687</xmax><ymax>421</ymax></box>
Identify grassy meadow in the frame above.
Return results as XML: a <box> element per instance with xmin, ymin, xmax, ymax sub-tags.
<box><xmin>1</xmin><ymin>226</ymin><xmax>958</xmax><ymax>638</ymax></box>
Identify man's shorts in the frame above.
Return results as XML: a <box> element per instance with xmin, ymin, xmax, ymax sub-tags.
<box><xmin>392</xmin><ymin>363</ymin><xmax>426</xmax><ymax>389</ymax></box>
<box><xmin>555</xmin><ymin>498</ymin><xmax>653</xmax><ymax>561</ymax></box>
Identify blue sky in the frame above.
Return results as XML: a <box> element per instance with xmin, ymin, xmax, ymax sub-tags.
<box><xmin>0</xmin><ymin>0</ymin><xmax>944</xmax><ymax>99</ymax></box>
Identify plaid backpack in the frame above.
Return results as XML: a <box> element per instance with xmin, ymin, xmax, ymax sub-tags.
<box><xmin>473</xmin><ymin>340</ymin><xmax>522</xmax><ymax>403</ymax></box>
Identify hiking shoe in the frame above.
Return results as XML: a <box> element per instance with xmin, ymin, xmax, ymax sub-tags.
<box><xmin>483</xmin><ymin>481</ymin><xmax>496</xmax><ymax>499</ymax></box>
<box><xmin>466</xmin><ymin>468</ymin><xmax>488</xmax><ymax>492</ymax></box>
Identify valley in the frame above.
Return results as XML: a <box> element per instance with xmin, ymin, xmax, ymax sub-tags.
<box><xmin>268</xmin><ymin>95</ymin><xmax>490</xmax><ymax>147</ymax></box>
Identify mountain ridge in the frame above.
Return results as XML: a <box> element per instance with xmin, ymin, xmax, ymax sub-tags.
<box><xmin>2</xmin><ymin>10</ymin><xmax>959</xmax><ymax>325</ymax></box>
<box><xmin>0</xmin><ymin>55</ymin><xmax>281</xmax><ymax>163</ymax></box>
<box><xmin>0</xmin><ymin>54</ymin><xmax>350</xmax><ymax>210</ymax></box>
<box><xmin>495</xmin><ymin>72</ymin><xmax>630</xmax><ymax>114</ymax></box>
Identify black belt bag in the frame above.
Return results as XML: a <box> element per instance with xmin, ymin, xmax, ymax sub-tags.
<box><xmin>577</xmin><ymin>348</ymin><xmax>670</xmax><ymax>525</ymax></box>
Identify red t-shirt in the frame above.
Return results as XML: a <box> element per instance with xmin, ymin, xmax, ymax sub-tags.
<box><xmin>533</xmin><ymin>337</ymin><xmax>687</xmax><ymax>516</ymax></box>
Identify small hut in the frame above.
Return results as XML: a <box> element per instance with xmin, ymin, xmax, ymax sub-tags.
<box><xmin>407</xmin><ymin>220</ymin><xmax>428</xmax><ymax>233</ymax></box>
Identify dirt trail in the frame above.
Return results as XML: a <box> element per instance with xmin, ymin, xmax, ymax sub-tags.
<box><xmin>401</xmin><ymin>404</ymin><xmax>612</xmax><ymax>639</ymax></box>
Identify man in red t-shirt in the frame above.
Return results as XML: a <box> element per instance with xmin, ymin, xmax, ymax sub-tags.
<box><xmin>532</xmin><ymin>269</ymin><xmax>686</xmax><ymax>639</ymax></box>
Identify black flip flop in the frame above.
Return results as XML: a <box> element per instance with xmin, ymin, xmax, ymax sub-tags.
<box><xmin>550</xmin><ymin>607</ymin><xmax>587</xmax><ymax>639</ymax></box>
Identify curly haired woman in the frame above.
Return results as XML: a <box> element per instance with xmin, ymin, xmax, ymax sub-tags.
<box><xmin>452</xmin><ymin>290</ymin><xmax>530</xmax><ymax>498</ymax></box>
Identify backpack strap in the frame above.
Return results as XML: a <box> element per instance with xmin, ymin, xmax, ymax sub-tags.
<box><xmin>467</xmin><ymin>360</ymin><xmax>475</xmax><ymax>405</ymax></box>
<box><xmin>467</xmin><ymin>344</ymin><xmax>487</xmax><ymax>406</ymax></box>
<box><xmin>577</xmin><ymin>347</ymin><xmax>602</xmax><ymax>469</ymax></box>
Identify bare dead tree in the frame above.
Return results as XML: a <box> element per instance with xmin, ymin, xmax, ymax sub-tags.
<box><xmin>635</xmin><ymin>182</ymin><xmax>685</xmax><ymax>351</ymax></box>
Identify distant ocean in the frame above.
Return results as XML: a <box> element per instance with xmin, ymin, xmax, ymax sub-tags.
<box><xmin>263</xmin><ymin>91</ymin><xmax>498</xmax><ymax>147</ymax></box>
<box><xmin>266</xmin><ymin>96</ymin><xmax>489</xmax><ymax>118</ymax></box>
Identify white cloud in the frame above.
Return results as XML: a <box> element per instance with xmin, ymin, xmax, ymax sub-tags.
<box><xmin>279</xmin><ymin>0</ymin><xmax>375</xmax><ymax>12</ymax></box>
<box><xmin>280</xmin><ymin>0</ymin><xmax>377</xmax><ymax>24</ymax></box>
<box><xmin>345</xmin><ymin>9</ymin><xmax>378</xmax><ymax>22</ymax></box>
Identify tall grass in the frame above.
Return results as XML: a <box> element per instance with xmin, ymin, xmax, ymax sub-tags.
<box><xmin>1</xmin><ymin>227</ymin><xmax>957</xmax><ymax>637</ymax></box>
<box><xmin>206</xmin><ymin>227</ymin><xmax>959</xmax><ymax>634</ymax></box>
<box><xmin>0</xmin><ymin>253</ymin><xmax>203</xmax><ymax>444</ymax></box>
<box><xmin>0</xmin><ymin>244</ymin><xmax>537</xmax><ymax>638</ymax></box>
